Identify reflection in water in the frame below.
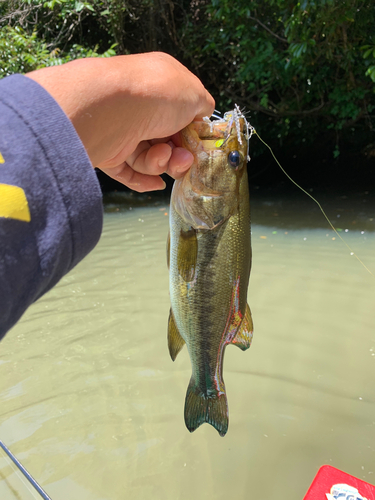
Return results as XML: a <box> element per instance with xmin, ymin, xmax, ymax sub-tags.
<box><xmin>0</xmin><ymin>190</ymin><xmax>375</xmax><ymax>500</ymax></box>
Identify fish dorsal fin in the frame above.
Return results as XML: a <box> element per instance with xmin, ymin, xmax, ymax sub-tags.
<box><xmin>166</xmin><ymin>231</ymin><xmax>170</xmax><ymax>269</ymax></box>
<box><xmin>177</xmin><ymin>228</ymin><xmax>197</xmax><ymax>282</ymax></box>
<box><xmin>231</xmin><ymin>303</ymin><xmax>253</xmax><ymax>351</ymax></box>
<box><xmin>168</xmin><ymin>309</ymin><xmax>185</xmax><ymax>361</ymax></box>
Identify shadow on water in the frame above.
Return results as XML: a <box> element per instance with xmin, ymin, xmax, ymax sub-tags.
<box><xmin>249</xmin><ymin>186</ymin><xmax>375</xmax><ymax>232</ymax></box>
<box><xmin>102</xmin><ymin>184</ymin><xmax>375</xmax><ymax>232</ymax></box>
<box><xmin>102</xmin><ymin>190</ymin><xmax>170</xmax><ymax>212</ymax></box>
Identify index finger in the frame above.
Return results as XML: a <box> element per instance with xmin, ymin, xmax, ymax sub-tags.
<box><xmin>150</xmin><ymin>133</ymin><xmax>181</xmax><ymax>148</ymax></box>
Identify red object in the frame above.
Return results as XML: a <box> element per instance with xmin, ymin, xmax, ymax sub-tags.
<box><xmin>303</xmin><ymin>465</ymin><xmax>375</xmax><ymax>499</ymax></box>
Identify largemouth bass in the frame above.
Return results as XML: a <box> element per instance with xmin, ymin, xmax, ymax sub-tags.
<box><xmin>167</xmin><ymin>106</ymin><xmax>253</xmax><ymax>437</ymax></box>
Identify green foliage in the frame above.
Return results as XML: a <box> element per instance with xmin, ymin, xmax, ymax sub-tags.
<box><xmin>180</xmin><ymin>0</ymin><xmax>374</xmax><ymax>147</ymax></box>
<box><xmin>0</xmin><ymin>1</ymin><xmax>118</xmax><ymax>77</ymax></box>
<box><xmin>0</xmin><ymin>23</ymin><xmax>117</xmax><ymax>77</ymax></box>
<box><xmin>0</xmin><ymin>0</ymin><xmax>374</xmax><ymax>154</ymax></box>
<box><xmin>0</xmin><ymin>26</ymin><xmax>50</xmax><ymax>76</ymax></box>
<box><xmin>362</xmin><ymin>44</ymin><xmax>375</xmax><ymax>83</ymax></box>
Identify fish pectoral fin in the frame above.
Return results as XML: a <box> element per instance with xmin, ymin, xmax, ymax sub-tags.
<box><xmin>185</xmin><ymin>378</ymin><xmax>228</xmax><ymax>437</ymax></box>
<box><xmin>166</xmin><ymin>231</ymin><xmax>170</xmax><ymax>269</ymax></box>
<box><xmin>232</xmin><ymin>303</ymin><xmax>253</xmax><ymax>351</ymax></box>
<box><xmin>167</xmin><ymin>309</ymin><xmax>185</xmax><ymax>361</ymax></box>
<box><xmin>177</xmin><ymin>228</ymin><xmax>197</xmax><ymax>282</ymax></box>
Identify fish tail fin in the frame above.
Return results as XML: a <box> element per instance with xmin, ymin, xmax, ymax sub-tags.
<box><xmin>184</xmin><ymin>378</ymin><xmax>228</xmax><ymax>437</ymax></box>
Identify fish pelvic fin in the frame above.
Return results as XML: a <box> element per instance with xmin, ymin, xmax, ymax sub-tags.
<box><xmin>232</xmin><ymin>303</ymin><xmax>253</xmax><ymax>351</ymax></box>
<box><xmin>177</xmin><ymin>228</ymin><xmax>198</xmax><ymax>282</ymax></box>
<box><xmin>184</xmin><ymin>379</ymin><xmax>228</xmax><ymax>437</ymax></box>
<box><xmin>168</xmin><ymin>309</ymin><xmax>185</xmax><ymax>361</ymax></box>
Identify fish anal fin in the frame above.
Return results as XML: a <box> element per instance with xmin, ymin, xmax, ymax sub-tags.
<box><xmin>177</xmin><ymin>228</ymin><xmax>197</xmax><ymax>282</ymax></box>
<box><xmin>184</xmin><ymin>379</ymin><xmax>228</xmax><ymax>437</ymax></box>
<box><xmin>168</xmin><ymin>309</ymin><xmax>185</xmax><ymax>361</ymax></box>
<box><xmin>232</xmin><ymin>303</ymin><xmax>253</xmax><ymax>351</ymax></box>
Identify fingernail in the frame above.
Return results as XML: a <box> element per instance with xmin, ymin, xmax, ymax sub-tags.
<box><xmin>158</xmin><ymin>158</ymin><xmax>168</xmax><ymax>169</ymax></box>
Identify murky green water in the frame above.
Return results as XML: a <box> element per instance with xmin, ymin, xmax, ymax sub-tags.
<box><xmin>1</xmin><ymin>189</ymin><xmax>375</xmax><ymax>500</ymax></box>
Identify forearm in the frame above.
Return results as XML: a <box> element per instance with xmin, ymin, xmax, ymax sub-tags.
<box><xmin>0</xmin><ymin>75</ymin><xmax>103</xmax><ymax>338</ymax></box>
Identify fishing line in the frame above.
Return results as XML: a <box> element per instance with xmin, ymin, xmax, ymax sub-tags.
<box><xmin>252</xmin><ymin>130</ymin><xmax>374</xmax><ymax>278</ymax></box>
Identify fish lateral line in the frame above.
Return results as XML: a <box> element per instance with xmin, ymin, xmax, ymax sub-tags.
<box><xmin>251</xmin><ymin>129</ymin><xmax>374</xmax><ymax>278</ymax></box>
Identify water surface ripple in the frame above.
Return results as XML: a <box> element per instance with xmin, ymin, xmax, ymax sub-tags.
<box><xmin>1</xmin><ymin>192</ymin><xmax>375</xmax><ymax>499</ymax></box>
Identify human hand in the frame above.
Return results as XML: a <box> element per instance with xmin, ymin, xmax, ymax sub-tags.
<box><xmin>98</xmin><ymin>133</ymin><xmax>195</xmax><ymax>192</ymax></box>
<box><xmin>27</xmin><ymin>52</ymin><xmax>215</xmax><ymax>192</ymax></box>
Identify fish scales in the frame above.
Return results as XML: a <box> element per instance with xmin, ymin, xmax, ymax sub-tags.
<box><xmin>167</xmin><ymin>108</ymin><xmax>253</xmax><ymax>436</ymax></box>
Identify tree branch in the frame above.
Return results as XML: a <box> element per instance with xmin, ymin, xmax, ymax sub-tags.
<box><xmin>249</xmin><ymin>16</ymin><xmax>288</xmax><ymax>44</ymax></box>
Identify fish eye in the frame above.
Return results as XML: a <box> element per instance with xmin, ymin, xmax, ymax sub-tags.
<box><xmin>228</xmin><ymin>150</ymin><xmax>241</xmax><ymax>168</ymax></box>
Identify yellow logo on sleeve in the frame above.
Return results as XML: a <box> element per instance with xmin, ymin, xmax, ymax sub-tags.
<box><xmin>0</xmin><ymin>183</ymin><xmax>31</xmax><ymax>222</ymax></box>
<box><xmin>0</xmin><ymin>151</ymin><xmax>31</xmax><ymax>222</ymax></box>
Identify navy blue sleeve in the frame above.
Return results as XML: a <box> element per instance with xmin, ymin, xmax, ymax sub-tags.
<box><xmin>0</xmin><ymin>74</ymin><xmax>103</xmax><ymax>339</ymax></box>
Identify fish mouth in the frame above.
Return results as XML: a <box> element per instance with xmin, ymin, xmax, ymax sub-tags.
<box><xmin>173</xmin><ymin>105</ymin><xmax>250</xmax><ymax>230</ymax></box>
<box><xmin>182</xmin><ymin>106</ymin><xmax>251</xmax><ymax>167</ymax></box>
<box><xmin>193</xmin><ymin>105</ymin><xmax>250</xmax><ymax>146</ymax></box>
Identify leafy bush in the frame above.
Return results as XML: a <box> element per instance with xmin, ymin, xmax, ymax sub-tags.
<box><xmin>180</xmin><ymin>0</ymin><xmax>375</xmax><ymax>153</ymax></box>
<box><xmin>1</xmin><ymin>0</ymin><xmax>374</xmax><ymax>157</ymax></box>
<box><xmin>0</xmin><ymin>1</ymin><xmax>117</xmax><ymax>77</ymax></box>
